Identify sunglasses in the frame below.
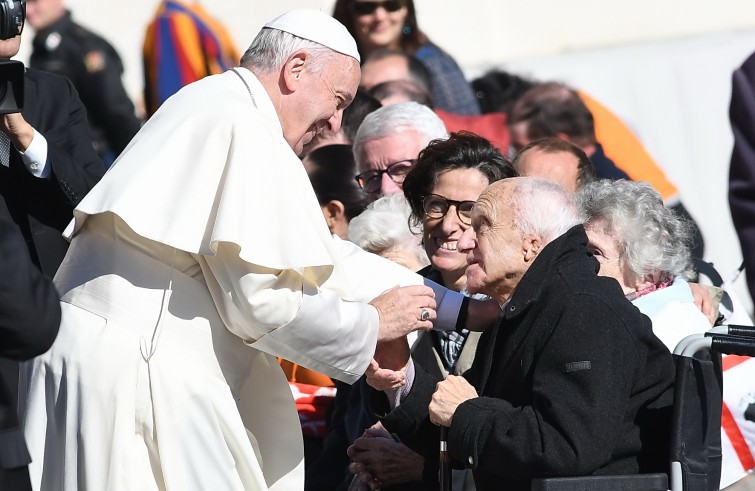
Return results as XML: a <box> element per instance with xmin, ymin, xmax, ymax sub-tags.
<box><xmin>350</xmin><ymin>0</ymin><xmax>405</xmax><ymax>16</ymax></box>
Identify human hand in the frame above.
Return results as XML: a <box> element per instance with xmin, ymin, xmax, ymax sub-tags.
<box><xmin>365</xmin><ymin>337</ymin><xmax>412</xmax><ymax>390</ymax></box>
<box><xmin>347</xmin><ymin>425</ymin><xmax>425</xmax><ymax>487</ymax></box>
<box><xmin>1</xmin><ymin>113</ymin><xmax>34</xmax><ymax>151</ymax></box>
<box><xmin>370</xmin><ymin>285</ymin><xmax>436</xmax><ymax>342</ymax></box>
<box><xmin>689</xmin><ymin>282</ymin><xmax>717</xmax><ymax>326</ymax></box>
<box><xmin>429</xmin><ymin>375</ymin><xmax>478</xmax><ymax>427</ymax></box>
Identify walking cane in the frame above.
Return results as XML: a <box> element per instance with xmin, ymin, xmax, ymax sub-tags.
<box><xmin>440</xmin><ymin>426</ymin><xmax>451</xmax><ymax>491</ymax></box>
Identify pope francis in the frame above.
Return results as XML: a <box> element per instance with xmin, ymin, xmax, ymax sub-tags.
<box><xmin>19</xmin><ymin>9</ymin><xmax>477</xmax><ymax>491</ymax></box>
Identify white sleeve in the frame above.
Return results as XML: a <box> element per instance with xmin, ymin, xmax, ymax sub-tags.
<box><xmin>199</xmin><ymin>242</ymin><xmax>379</xmax><ymax>384</ymax></box>
<box><xmin>18</xmin><ymin>129</ymin><xmax>50</xmax><ymax>178</ymax></box>
<box><xmin>324</xmin><ymin>236</ymin><xmax>463</xmax><ymax>331</ymax></box>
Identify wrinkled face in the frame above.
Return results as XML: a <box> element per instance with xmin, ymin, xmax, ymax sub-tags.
<box><xmin>584</xmin><ymin>219</ymin><xmax>639</xmax><ymax>294</ymax></box>
<box><xmin>350</xmin><ymin>0</ymin><xmax>408</xmax><ymax>53</ymax></box>
<box><xmin>291</xmin><ymin>55</ymin><xmax>361</xmax><ymax>156</ymax></box>
<box><xmin>358</xmin><ymin>130</ymin><xmax>424</xmax><ymax>196</ymax></box>
<box><xmin>422</xmin><ymin>169</ymin><xmax>489</xmax><ymax>289</ymax></box>
<box><xmin>458</xmin><ymin>186</ymin><xmax>528</xmax><ymax>301</ymax></box>
<box><xmin>360</xmin><ymin>54</ymin><xmax>410</xmax><ymax>90</ymax></box>
<box><xmin>515</xmin><ymin>148</ymin><xmax>580</xmax><ymax>193</ymax></box>
<box><xmin>25</xmin><ymin>0</ymin><xmax>63</xmax><ymax>30</ymax></box>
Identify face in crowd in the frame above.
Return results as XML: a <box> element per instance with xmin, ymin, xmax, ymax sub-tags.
<box><xmin>421</xmin><ymin>169</ymin><xmax>489</xmax><ymax>292</ymax></box>
<box><xmin>284</xmin><ymin>52</ymin><xmax>361</xmax><ymax>156</ymax></box>
<box><xmin>348</xmin><ymin>0</ymin><xmax>409</xmax><ymax>53</ymax></box>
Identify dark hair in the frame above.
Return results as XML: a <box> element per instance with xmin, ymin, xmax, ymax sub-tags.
<box><xmin>509</xmin><ymin>82</ymin><xmax>596</xmax><ymax>148</ymax></box>
<box><xmin>471</xmin><ymin>69</ymin><xmax>538</xmax><ymax>114</ymax></box>
<box><xmin>305</xmin><ymin>144</ymin><xmax>371</xmax><ymax>220</ymax></box>
<box><xmin>332</xmin><ymin>0</ymin><xmax>428</xmax><ymax>55</ymax></box>
<box><xmin>369</xmin><ymin>80</ymin><xmax>434</xmax><ymax>108</ymax></box>
<box><xmin>512</xmin><ymin>137</ymin><xmax>596</xmax><ymax>190</ymax></box>
<box><xmin>402</xmin><ymin>131</ymin><xmax>518</xmax><ymax>228</ymax></box>
<box><xmin>342</xmin><ymin>90</ymin><xmax>383</xmax><ymax>142</ymax></box>
<box><xmin>363</xmin><ymin>48</ymin><xmax>433</xmax><ymax>94</ymax></box>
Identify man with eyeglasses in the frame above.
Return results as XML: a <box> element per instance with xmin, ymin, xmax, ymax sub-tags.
<box><xmin>353</xmin><ymin>101</ymin><xmax>448</xmax><ymax>199</ymax></box>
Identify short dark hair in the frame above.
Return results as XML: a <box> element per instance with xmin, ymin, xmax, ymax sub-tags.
<box><xmin>369</xmin><ymin>80</ymin><xmax>434</xmax><ymax>108</ymax></box>
<box><xmin>362</xmin><ymin>48</ymin><xmax>433</xmax><ymax>95</ymax></box>
<box><xmin>471</xmin><ymin>69</ymin><xmax>538</xmax><ymax>114</ymax></box>
<box><xmin>342</xmin><ymin>90</ymin><xmax>382</xmax><ymax>142</ymax></box>
<box><xmin>305</xmin><ymin>144</ymin><xmax>371</xmax><ymax>220</ymax></box>
<box><xmin>512</xmin><ymin>137</ymin><xmax>597</xmax><ymax>190</ymax></box>
<box><xmin>403</xmin><ymin>131</ymin><xmax>518</xmax><ymax>228</ymax></box>
<box><xmin>332</xmin><ymin>0</ymin><xmax>428</xmax><ymax>55</ymax></box>
<box><xmin>509</xmin><ymin>82</ymin><xmax>597</xmax><ymax>147</ymax></box>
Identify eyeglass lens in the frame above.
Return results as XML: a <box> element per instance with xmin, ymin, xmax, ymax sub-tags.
<box><xmin>423</xmin><ymin>195</ymin><xmax>475</xmax><ymax>223</ymax></box>
<box><xmin>356</xmin><ymin>160</ymin><xmax>414</xmax><ymax>193</ymax></box>
<box><xmin>352</xmin><ymin>0</ymin><xmax>404</xmax><ymax>16</ymax></box>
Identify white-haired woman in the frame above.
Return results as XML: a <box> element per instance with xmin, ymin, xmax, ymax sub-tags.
<box><xmin>576</xmin><ymin>179</ymin><xmax>709</xmax><ymax>350</ymax></box>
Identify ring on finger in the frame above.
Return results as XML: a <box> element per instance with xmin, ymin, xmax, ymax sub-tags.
<box><xmin>420</xmin><ymin>308</ymin><xmax>430</xmax><ymax>321</ymax></box>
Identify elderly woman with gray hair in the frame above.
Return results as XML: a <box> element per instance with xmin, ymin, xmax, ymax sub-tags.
<box><xmin>575</xmin><ymin>179</ymin><xmax>709</xmax><ymax>350</ymax></box>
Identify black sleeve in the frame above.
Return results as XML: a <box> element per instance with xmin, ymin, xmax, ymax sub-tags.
<box><xmin>75</xmin><ymin>41</ymin><xmax>142</xmax><ymax>154</ymax></box>
<box><xmin>0</xmin><ymin>200</ymin><xmax>60</xmax><ymax>360</ymax></box>
<box><xmin>44</xmin><ymin>74</ymin><xmax>105</xmax><ymax>207</ymax></box>
<box><xmin>729</xmin><ymin>51</ymin><xmax>755</xmax><ymax>303</ymax></box>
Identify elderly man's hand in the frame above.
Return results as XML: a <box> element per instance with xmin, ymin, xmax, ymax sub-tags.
<box><xmin>370</xmin><ymin>285</ymin><xmax>436</xmax><ymax>342</ymax></box>
<box><xmin>365</xmin><ymin>337</ymin><xmax>411</xmax><ymax>390</ymax></box>
<box><xmin>429</xmin><ymin>375</ymin><xmax>478</xmax><ymax>427</ymax></box>
<box><xmin>347</xmin><ymin>424</ymin><xmax>425</xmax><ymax>487</ymax></box>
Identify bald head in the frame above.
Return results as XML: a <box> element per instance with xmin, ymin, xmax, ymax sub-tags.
<box><xmin>460</xmin><ymin>177</ymin><xmax>583</xmax><ymax>301</ymax></box>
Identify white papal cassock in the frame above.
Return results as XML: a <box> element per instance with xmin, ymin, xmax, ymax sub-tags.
<box><xmin>20</xmin><ymin>68</ymin><xmax>461</xmax><ymax>491</ymax></box>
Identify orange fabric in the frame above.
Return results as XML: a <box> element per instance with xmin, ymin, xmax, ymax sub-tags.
<box><xmin>435</xmin><ymin>109</ymin><xmax>509</xmax><ymax>153</ymax></box>
<box><xmin>578</xmin><ymin>91</ymin><xmax>678</xmax><ymax>202</ymax></box>
<box><xmin>278</xmin><ymin>358</ymin><xmax>335</xmax><ymax>387</ymax></box>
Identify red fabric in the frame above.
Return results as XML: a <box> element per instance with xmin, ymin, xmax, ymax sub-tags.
<box><xmin>435</xmin><ymin>109</ymin><xmax>509</xmax><ymax>152</ymax></box>
<box><xmin>289</xmin><ymin>382</ymin><xmax>337</xmax><ymax>438</ymax></box>
<box><xmin>722</xmin><ymin>401</ymin><xmax>755</xmax><ymax>471</ymax></box>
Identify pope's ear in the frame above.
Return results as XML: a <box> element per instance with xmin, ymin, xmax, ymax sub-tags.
<box><xmin>522</xmin><ymin>234</ymin><xmax>543</xmax><ymax>262</ymax></box>
<box><xmin>281</xmin><ymin>51</ymin><xmax>308</xmax><ymax>92</ymax></box>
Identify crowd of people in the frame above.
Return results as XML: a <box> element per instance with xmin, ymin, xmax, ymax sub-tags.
<box><xmin>2</xmin><ymin>1</ymin><xmax>755</xmax><ymax>491</ymax></box>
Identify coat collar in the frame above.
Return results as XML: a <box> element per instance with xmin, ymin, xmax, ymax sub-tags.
<box><xmin>502</xmin><ymin>225</ymin><xmax>597</xmax><ymax>321</ymax></box>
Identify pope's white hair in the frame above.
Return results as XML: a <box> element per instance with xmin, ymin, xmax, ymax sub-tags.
<box><xmin>353</xmin><ymin>102</ymin><xmax>448</xmax><ymax>170</ymax></box>
<box><xmin>348</xmin><ymin>193</ymin><xmax>429</xmax><ymax>268</ymax></box>
<box><xmin>241</xmin><ymin>28</ymin><xmax>340</xmax><ymax>74</ymax></box>
<box><xmin>575</xmin><ymin>179</ymin><xmax>694</xmax><ymax>280</ymax></box>
<box><xmin>510</xmin><ymin>178</ymin><xmax>584</xmax><ymax>245</ymax></box>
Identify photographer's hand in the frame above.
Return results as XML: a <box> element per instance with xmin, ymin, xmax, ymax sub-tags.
<box><xmin>1</xmin><ymin>113</ymin><xmax>35</xmax><ymax>151</ymax></box>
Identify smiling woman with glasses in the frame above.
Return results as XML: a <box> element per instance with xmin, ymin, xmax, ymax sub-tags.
<box><xmin>331</xmin><ymin>0</ymin><xmax>481</xmax><ymax>115</ymax></box>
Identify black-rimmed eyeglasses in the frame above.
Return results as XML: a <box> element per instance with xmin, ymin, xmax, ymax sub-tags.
<box><xmin>422</xmin><ymin>194</ymin><xmax>476</xmax><ymax>225</ymax></box>
<box><xmin>355</xmin><ymin>159</ymin><xmax>415</xmax><ymax>193</ymax></box>
<box><xmin>350</xmin><ymin>0</ymin><xmax>405</xmax><ymax>16</ymax></box>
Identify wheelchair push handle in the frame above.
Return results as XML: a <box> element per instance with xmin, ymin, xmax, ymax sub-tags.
<box><xmin>710</xmin><ymin>334</ymin><xmax>755</xmax><ymax>357</ymax></box>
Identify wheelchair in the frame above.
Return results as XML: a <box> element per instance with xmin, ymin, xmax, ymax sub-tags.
<box><xmin>531</xmin><ymin>325</ymin><xmax>755</xmax><ymax>491</ymax></box>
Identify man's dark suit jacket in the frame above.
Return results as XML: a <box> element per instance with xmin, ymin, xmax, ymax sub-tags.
<box><xmin>0</xmin><ymin>67</ymin><xmax>104</xmax><ymax>277</ymax></box>
<box><xmin>374</xmin><ymin>226</ymin><xmax>675</xmax><ymax>491</ymax></box>
<box><xmin>0</xmin><ymin>200</ymin><xmax>61</xmax><ymax>491</ymax></box>
<box><xmin>729</xmin><ymin>51</ymin><xmax>755</xmax><ymax>304</ymax></box>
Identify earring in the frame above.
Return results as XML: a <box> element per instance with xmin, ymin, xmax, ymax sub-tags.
<box><xmin>402</xmin><ymin>26</ymin><xmax>412</xmax><ymax>35</ymax></box>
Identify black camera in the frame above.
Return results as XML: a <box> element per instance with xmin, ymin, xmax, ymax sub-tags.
<box><xmin>0</xmin><ymin>0</ymin><xmax>24</xmax><ymax>40</ymax></box>
<box><xmin>0</xmin><ymin>0</ymin><xmax>25</xmax><ymax>114</ymax></box>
